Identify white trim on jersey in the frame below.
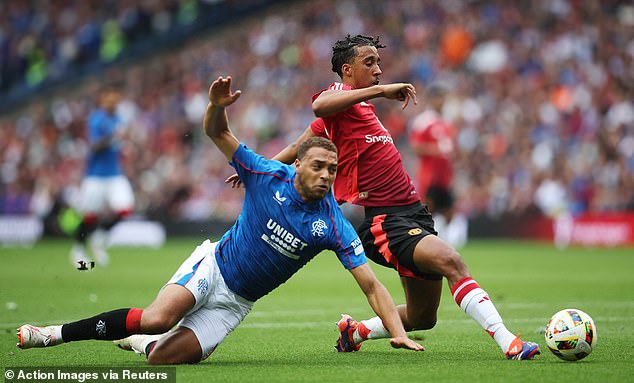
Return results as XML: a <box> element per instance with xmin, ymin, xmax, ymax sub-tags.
<box><xmin>330</xmin><ymin>82</ymin><xmax>345</xmax><ymax>91</ymax></box>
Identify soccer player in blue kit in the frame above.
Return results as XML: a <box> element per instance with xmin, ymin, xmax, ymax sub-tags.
<box><xmin>16</xmin><ymin>76</ymin><xmax>423</xmax><ymax>364</ymax></box>
<box><xmin>70</xmin><ymin>85</ymin><xmax>134</xmax><ymax>268</ymax></box>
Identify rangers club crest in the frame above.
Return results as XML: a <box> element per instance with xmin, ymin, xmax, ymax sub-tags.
<box><xmin>96</xmin><ymin>320</ymin><xmax>107</xmax><ymax>337</ymax></box>
<box><xmin>197</xmin><ymin>278</ymin><xmax>209</xmax><ymax>295</ymax></box>
<box><xmin>311</xmin><ymin>219</ymin><xmax>327</xmax><ymax>237</ymax></box>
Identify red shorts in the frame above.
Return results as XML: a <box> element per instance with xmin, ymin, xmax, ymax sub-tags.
<box><xmin>357</xmin><ymin>202</ymin><xmax>442</xmax><ymax>280</ymax></box>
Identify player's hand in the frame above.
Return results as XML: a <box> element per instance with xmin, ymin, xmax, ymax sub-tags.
<box><xmin>382</xmin><ymin>83</ymin><xmax>417</xmax><ymax>110</ymax></box>
<box><xmin>225</xmin><ymin>173</ymin><xmax>243</xmax><ymax>189</ymax></box>
<box><xmin>389</xmin><ymin>336</ymin><xmax>425</xmax><ymax>351</ymax></box>
<box><xmin>209</xmin><ymin>76</ymin><xmax>242</xmax><ymax>107</ymax></box>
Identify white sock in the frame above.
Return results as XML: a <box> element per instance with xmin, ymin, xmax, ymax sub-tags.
<box><xmin>50</xmin><ymin>325</ymin><xmax>64</xmax><ymax>342</ymax></box>
<box><xmin>434</xmin><ymin>214</ymin><xmax>448</xmax><ymax>241</ymax></box>
<box><xmin>451</xmin><ymin>277</ymin><xmax>516</xmax><ymax>352</ymax></box>
<box><xmin>446</xmin><ymin>214</ymin><xmax>468</xmax><ymax>249</ymax></box>
<box><xmin>353</xmin><ymin>316</ymin><xmax>390</xmax><ymax>344</ymax></box>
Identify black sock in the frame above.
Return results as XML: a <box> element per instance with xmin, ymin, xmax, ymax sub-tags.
<box><xmin>100</xmin><ymin>215</ymin><xmax>123</xmax><ymax>231</ymax></box>
<box><xmin>61</xmin><ymin>308</ymin><xmax>133</xmax><ymax>342</ymax></box>
<box><xmin>145</xmin><ymin>341</ymin><xmax>158</xmax><ymax>359</ymax></box>
<box><xmin>75</xmin><ymin>219</ymin><xmax>98</xmax><ymax>243</ymax></box>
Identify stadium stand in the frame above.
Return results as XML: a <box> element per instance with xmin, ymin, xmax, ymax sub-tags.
<box><xmin>0</xmin><ymin>0</ymin><xmax>632</xmax><ymax>238</ymax></box>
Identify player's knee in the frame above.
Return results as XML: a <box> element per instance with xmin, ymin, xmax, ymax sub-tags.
<box><xmin>438</xmin><ymin>247</ymin><xmax>468</xmax><ymax>279</ymax></box>
<box><xmin>409</xmin><ymin>315</ymin><xmax>437</xmax><ymax>331</ymax></box>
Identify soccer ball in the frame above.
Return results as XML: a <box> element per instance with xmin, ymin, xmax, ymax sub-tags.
<box><xmin>545</xmin><ymin>309</ymin><xmax>597</xmax><ymax>361</ymax></box>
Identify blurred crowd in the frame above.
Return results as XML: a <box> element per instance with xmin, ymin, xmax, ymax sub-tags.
<box><xmin>0</xmin><ymin>0</ymin><xmax>208</xmax><ymax>94</ymax></box>
<box><xmin>1</xmin><ymin>0</ymin><xmax>632</xmax><ymax>225</ymax></box>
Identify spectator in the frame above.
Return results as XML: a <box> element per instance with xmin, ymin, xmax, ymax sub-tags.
<box><xmin>0</xmin><ymin>0</ymin><xmax>632</xmax><ymax>225</ymax></box>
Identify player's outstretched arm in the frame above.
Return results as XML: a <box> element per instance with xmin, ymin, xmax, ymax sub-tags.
<box><xmin>349</xmin><ymin>263</ymin><xmax>424</xmax><ymax>351</ymax></box>
<box><xmin>271</xmin><ymin>126</ymin><xmax>316</xmax><ymax>164</ymax></box>
<box><xmin>313</xmin><ymin>83</ymin><xmax>417</xmax><ymax>117</ymax></box>
<box><xmin>203</xmin><ymin>76</ymin><xmax>242</xmax><ymax>161</ymax></box>
<box><xmin>224</xmin><ymin>125</ymin><xmax>316</xmax><ymax>188</ymax></box>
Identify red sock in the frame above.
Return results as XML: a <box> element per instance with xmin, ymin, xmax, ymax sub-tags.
<box><xmin>357</xmin><ymin>322</ymin><xmax>371</xmax><ymax>340</ymax></box>
<box><xmin>126</xmin><ymin>308</ymin><xmax>143</xmax><ymax>333</ymax></box>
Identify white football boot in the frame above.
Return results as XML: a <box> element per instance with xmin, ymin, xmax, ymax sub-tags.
<box><xmin>17</xmin><ymin>324</ymin><xmax>63</xmax><ymax>349</ymax></box>
<box><xmin>114</xmin><ymin>334</ymin><xmax>163</xmax><ymax>355</ymax></box>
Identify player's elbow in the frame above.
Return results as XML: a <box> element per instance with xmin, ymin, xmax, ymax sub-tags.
<box><xmin>207</xmin><ymin>130</ymin><xmax>233</xmax><ymax>146</ymax></box>
<box><xmin>312</xmin><ymin>101</ymin><xmax>327</xmax><ymax>118</ymax></box>
<box><xmin>312</xmin><ymin>97</ymin><xmax>335</xmax><ymax>118</ymax></box>
<box><xmin>204</xmin><ymin>127</ymin><xmax>223</xmax><ymax>140</ymax></box>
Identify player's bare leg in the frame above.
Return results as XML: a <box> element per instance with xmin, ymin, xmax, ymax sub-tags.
<box><xmin>397</xmin><ymin>277</ymin><xmax>442</xmax><ymax>331</ymax></box>
<box><xmin>116</xmin><ymin>326</ymin><xmax>204</xmax><ymax>365</ymax></box>
<box><xmin>341</xmin><ymin>274</ymin><xmax>441</xmax><ymax>350</ymax></box>
<box><xmin>146</xmin><ymin>327</ymin><xmax>203</xmax><ymax>365</ymax></box>
<box><xmin>343</xmin><ymin>235</ymin><xmax>539</xmax><ymax>359</ymax></box>
<box><xmin>414</xmin><ymin>235</ymin><xmax>539</xmax><ymax>358</ymax></box>
<box><xmin>113</xmin><ymin>284</ymin><xmax>202</xmax><ymax>364</ymax></box>
<box><xmin>337</xmin><ymin>277</ymin><xmax>441</xmax><ymax>351</ymax></box>
<box><xmin>140</xmin><ymin>284</ymin><xmax>195</xmax><ymax>333</ymax></box>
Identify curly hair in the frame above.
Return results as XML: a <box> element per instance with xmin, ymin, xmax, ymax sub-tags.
<box><xmin>297</xmin><ymin>137</ymin><xmax>338</xmax><ymax>160</ymax></box>
<box><xmin>331</xmin><ymin>34</ymin><xmax>385</xmax><ymax>78</ymax></box>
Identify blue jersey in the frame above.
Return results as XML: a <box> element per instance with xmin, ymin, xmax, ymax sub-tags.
<box><xmin>216</xmin><ymin>144</ymin><xmax>367</xmax><ymax>302</ymax></box>
<box><xmin>86</xmin><ymin>109</ymin><xmax>122</xmax><ymax>177</ymax></box>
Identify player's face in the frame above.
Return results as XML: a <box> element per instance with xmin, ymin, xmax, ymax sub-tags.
<box><xmin>294</xmin><ymin>147</ymin><xmax>338</xmax><ymax>203</ymax></box>
<box><xmin>347</xmin><ymin>45</ymin><xmax>382</xmax><ymax>89</ymax></box>
<box><xmin>101</xmin><ymin>90</ymin><xmax>121</xmax><ymax>113</ymax></box>
<box><xmin>430</xmin><ymin>94</ymin><xmax>445</xmax><ymax>111</ymax></box>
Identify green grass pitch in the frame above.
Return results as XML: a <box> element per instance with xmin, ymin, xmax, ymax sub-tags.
<box><xmin>1</xmin><ymin>238</ymin><xmax>633</xmax><ymax>382</ymax></box>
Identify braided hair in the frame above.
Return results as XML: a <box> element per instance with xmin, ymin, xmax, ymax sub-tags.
<box><xmin>331</xmin><ymin>34</ymin><xmax>385</xmax><ymax>78</ymax></box>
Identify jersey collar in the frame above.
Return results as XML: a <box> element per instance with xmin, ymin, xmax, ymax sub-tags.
<box><xmin>287</xmin><ymin>173</ymin><xmax>323</xmax><ymax>212</ymax></box>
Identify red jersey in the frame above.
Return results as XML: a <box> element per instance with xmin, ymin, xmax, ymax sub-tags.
<box><xmin>310</xmin><ymin>82</ymin><xmax>419</xmax><ymax>207</ymax></box>
<box><xmin>409</xmin><ymin>109</ymin><xmax>455</xmax><ymax>196</ymax></box>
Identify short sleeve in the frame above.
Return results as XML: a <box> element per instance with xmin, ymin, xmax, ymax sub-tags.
<box><xmin>310</xmin><ymin>118</ymin><xmax>328</xmax><ymax>138</ymax></box>
<box><xmin>230</xmin><ymin>143</ymin><xmax>290</xmax><ymax>188</ymax></box>
<box><xmin>329</xmin><ymin>206</ymin><xmax>367</xmax><ymax>270</ymax></box>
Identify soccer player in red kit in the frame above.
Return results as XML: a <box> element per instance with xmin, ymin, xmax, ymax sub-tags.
<box><xmin>228</xmin><ymin>35</ymin><xmax>539</xmax><ymax>360</ymax></box>
<box><xmin>410</xmin><ymin>84</ymin><xmax>455</xmax><ymax>209</ymax></box>
<box><xmin>409</xmin><ymin>83</ymin><xmax>467</xmax><ymax>248</ymax></box>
